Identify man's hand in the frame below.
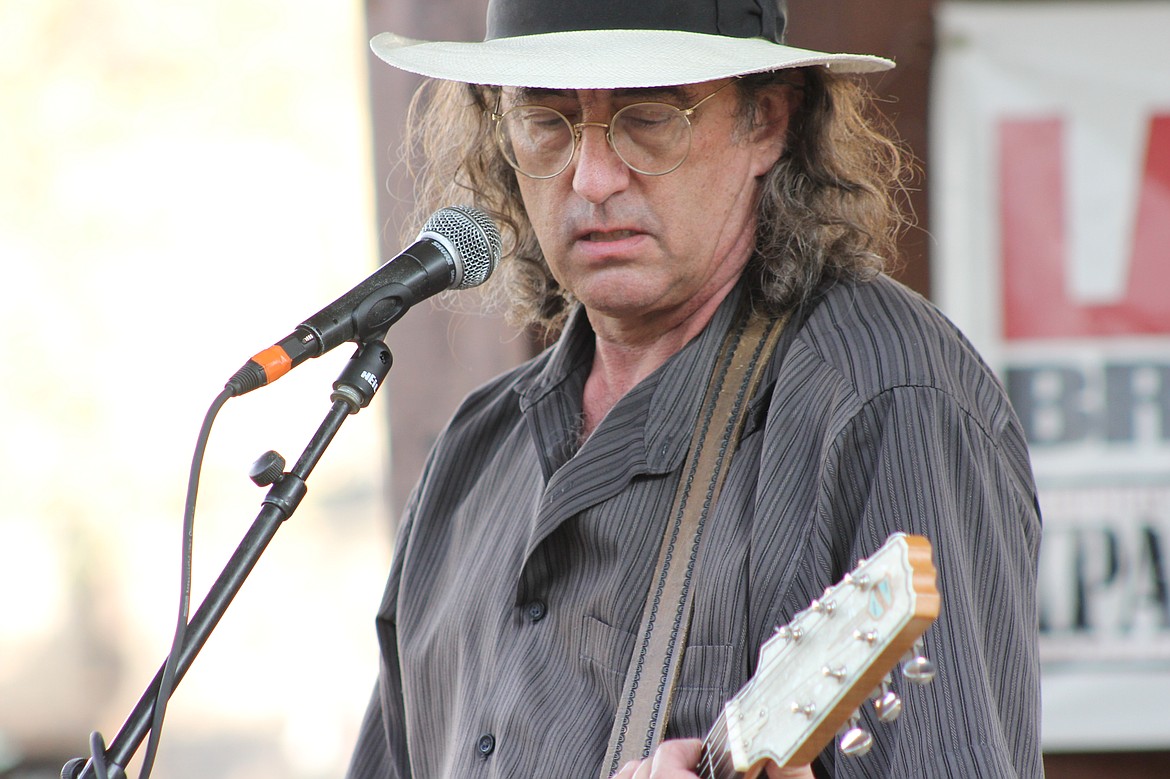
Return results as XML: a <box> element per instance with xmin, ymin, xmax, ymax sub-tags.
<box><xmin>612</xmin><ymin>739</ymin><xmax>816</xmax><ymax>779</ymax></box>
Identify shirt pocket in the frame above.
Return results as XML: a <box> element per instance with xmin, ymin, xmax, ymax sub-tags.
<box><xmin>669</xmin><ymin>643</ymin><xmax>735</xmax><ymax>738</ymax></box>
<box><xmin>580</xmin><ymin>614</ymin><xmax>634</xmax><ymax>712</ymax></box>
<box><xmin>580</xmin><ymin>614</ymin><xmax>734</xmax><ymax>738</ymax></box>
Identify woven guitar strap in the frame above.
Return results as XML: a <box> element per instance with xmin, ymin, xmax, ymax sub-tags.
<box><xmin>600</xmin><ymin>306</ymin><xmax>788</xmax><ymax>778</ymax></box>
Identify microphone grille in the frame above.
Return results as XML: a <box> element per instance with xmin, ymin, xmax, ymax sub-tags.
<box><xmin>422</xmin><ymin>205</ymin><xmax>502</xmax><ymax>289</ymax></box>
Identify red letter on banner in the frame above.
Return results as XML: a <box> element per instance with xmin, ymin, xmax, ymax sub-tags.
<box><xmin>1000</xmin><ymin>114</ymin><xmax>1170</xmax><ymax>339</ymax></box>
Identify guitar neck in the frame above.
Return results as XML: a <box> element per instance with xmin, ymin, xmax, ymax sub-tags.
<box><xmin>697</xmin><ymin>725</ymin><xmax>740</xmax><ymax>779</ymax></box>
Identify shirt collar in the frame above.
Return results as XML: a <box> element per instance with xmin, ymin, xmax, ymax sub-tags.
<box><xmin>517</xmin><ymin>283</ymin><xmax>747</xmax><ymax>474</ymax></box>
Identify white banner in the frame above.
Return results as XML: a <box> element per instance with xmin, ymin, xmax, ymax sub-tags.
<box><xmin>933</xmin><ymin>1</ymin><xmax>1170</xmax><ymax>751</ymax></box>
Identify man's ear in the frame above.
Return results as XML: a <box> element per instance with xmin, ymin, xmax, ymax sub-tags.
<box><xmin>748</xmin><ymin>84</ymin><xmax>800</xmax><ymax>177</ymax></box>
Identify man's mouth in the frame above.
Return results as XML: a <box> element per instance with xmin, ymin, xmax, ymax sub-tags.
<box><xmin>585</xmin><ymin>230</ymin><xmax>636</xmax><ymax>242</ymax></box>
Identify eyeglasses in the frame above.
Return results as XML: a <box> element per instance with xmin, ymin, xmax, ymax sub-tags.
<box><xmin>491</xmin><ymin>79</ymin><xmax>737</xmax><ymax>179</ymax></box>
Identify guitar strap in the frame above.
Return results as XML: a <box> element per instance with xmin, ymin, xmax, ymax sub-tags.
<box><xmin>601</xmin><ymin>304</ymin><xmax>789</xmax><ymax>778</ymax></box>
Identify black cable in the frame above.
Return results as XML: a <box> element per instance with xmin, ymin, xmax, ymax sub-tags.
<box><xmin>137</xmin><ymin>386</ymin><xmax>233</xmax><ymax>779</ymax></box>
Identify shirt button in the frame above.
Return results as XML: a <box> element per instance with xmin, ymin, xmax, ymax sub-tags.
<box><xmin>524</xmin><ymin>600</ymin><xmax>547</xmax><ymax>622</ymax></box>
<box><xmin>477</xmin><ymin>733</ymin><xmax>496</xmax><ymax>757</ymax></box>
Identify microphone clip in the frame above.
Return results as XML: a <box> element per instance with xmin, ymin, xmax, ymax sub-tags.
<box><xmin>330</xmin><ymin>337</ymin><xmax>394</xmax><ymax>413</ymax></box>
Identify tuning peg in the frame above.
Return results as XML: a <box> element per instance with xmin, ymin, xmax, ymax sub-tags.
<box><xmin>844</xmin><ymin>572</ymin><xmax>872</xmax><ymax>590</ymax></box>
<box><xmin>901</xmin><ymin>640</ymin><xmax>937</xmax><ymax>685</ymax></box>
<box><xmin>810</xmin><ymin>597</ymin><xmax>837</xmax><ymax>617</ymax></box>
<box><xmin>838</xmin><ymin>716</ymin><xmax>873</xmax><ymax>757</ymax></box>
<box><xmin>791</xmin><ymin>701</ymin><xmax>817</xmax><ymax>720</ymax></box>
<box><xmin>872</xmin><ymin>677</ymin><xmax>902</xmax><ymax>723</ymax></box>
<box><xmin>773</xmin><ymin>624</ymin><xmax>804</xmax><ymax>642</ymax></box>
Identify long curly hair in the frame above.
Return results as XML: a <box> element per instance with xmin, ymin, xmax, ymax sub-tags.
<box><xmin>401</xmin><ymin>68</ymin><xmax>913</xmax><ymax>335</ymax></box>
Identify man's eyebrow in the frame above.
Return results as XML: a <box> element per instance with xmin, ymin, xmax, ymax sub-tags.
<box><xmin>509</xmin><ymin>87</ymin><xmax>571</xmax><ymax>103</ymax></box>
<box><xmin>616</xmin><ymin>86</ymin><xmax>691</xmax><ymax>101</ymax></box>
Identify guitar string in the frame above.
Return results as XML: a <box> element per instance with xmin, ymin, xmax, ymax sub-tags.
<box><xmin>694</xmin><ymin>608</ymin><xmax>834</xmax><ymax>779</ymax></box>
<box><xmin>700</xmin><ymin>716</ymin><xmax>733</xmax><ymax>779</ymax></box>
<box><xmin>695</xmin><ymin>620</ymin><xmax>801</xmax><ymax>779</ymax></box>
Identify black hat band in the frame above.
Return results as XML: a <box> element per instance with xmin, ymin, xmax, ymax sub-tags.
<box><xmin>486</xmin><ymin>0</ymin><xmax>788</xmax><ymax>44</ymax></box>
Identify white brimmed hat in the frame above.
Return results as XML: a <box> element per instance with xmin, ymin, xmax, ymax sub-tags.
<box><xmin>370</xmin><ymin>0</ymin><xmax>894</xmax><ymax>90</ymax></box>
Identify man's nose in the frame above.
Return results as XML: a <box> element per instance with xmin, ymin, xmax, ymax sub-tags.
<box><xmin>571</xmin><ymin>123</ymin><xmax>630</xmax><ymax>204</ymax></box>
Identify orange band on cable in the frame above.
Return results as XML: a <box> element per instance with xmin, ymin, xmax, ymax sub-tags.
<box><xmin>252</xmin><ymin>345</ymin><xmax>293</xmax><ymax>382</ymax></box>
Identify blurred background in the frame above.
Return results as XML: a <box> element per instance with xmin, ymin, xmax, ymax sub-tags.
<box><xmin>1</xmin><ymin>1</ymin><xmax>391</xmax><ymax>776</ymax></box>
<box><xmin>3</xmin><ymin>1</ymin><xmax>1169</xmax><ymax>778</ymax></box>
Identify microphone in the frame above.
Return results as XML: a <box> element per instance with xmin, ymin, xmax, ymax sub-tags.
<box><xmin>227</xmin><ymin>205</ymin><xmax>502</xmax><ymax>397</ymax></box>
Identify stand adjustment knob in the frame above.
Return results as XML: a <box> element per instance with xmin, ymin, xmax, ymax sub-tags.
<box><xmin>249</xmin><ymin>450</ymin><xmax>286</xmax><ymax>487</ymax></box>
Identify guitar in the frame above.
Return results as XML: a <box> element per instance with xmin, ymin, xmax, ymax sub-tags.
<box><xmin>696</xmin><ymin>532</ymin><xmax>940</xmax><ymax>779</ymax></box>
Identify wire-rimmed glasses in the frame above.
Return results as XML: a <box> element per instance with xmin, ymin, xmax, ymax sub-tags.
<box><xmin>491</xmin><ymin>79</ymin><xmax>736</xmax><ymax>179</ymax></box>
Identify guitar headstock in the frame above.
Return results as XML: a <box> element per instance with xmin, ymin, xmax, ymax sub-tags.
<box><xmin>721</xmin><ymin>533</ymin><xmax>940</xmax><ymax>775</ymax></box>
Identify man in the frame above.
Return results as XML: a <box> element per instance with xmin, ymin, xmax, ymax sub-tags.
<box><xmin>349</xmin><ymin>1</ymin><xmax>1042</xmax><ymax>777</ymax></box>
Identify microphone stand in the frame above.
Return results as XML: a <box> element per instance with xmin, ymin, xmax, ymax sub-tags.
<box><xmin>61</xmin><ymin>336</ymin><xmax>395</xmax><ymax>779</ymax></box>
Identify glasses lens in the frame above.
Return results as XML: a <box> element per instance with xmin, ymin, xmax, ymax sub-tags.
<box><xmin>497</xmin><ymin>106</ymin><xmax>574</xmax><ymax>179</ymax></box>
<box><xmin>612</xmin><ymin>103</ymin><xmax>692</xmax><ymax>175</ymax></box>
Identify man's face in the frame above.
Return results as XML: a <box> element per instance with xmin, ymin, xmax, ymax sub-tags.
<box><xmin>506</xmin><ymin>79</ymin><xmax>792</xmax><ymax>336</ymax></box>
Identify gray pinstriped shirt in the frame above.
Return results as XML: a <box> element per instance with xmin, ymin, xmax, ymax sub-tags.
<box><xmin>347</xmin><ymin>275</ymin><xmax>1042</xmax><ymax>778</ymax></box>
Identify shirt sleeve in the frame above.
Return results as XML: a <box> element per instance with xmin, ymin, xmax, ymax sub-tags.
<box><xmin>346</xmin><ymin>501</ymin><xmax>421</xmax><ymax>779</ymax></box>
<box><xmin>813</xmin><ymin>384</ymin><xmax>1043</xmax><ymax>778</ymax></box>
<box><xmin>346</xmin><ymin>684</ymin><xmax>395</xmax><ymax>779</ymax></box>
